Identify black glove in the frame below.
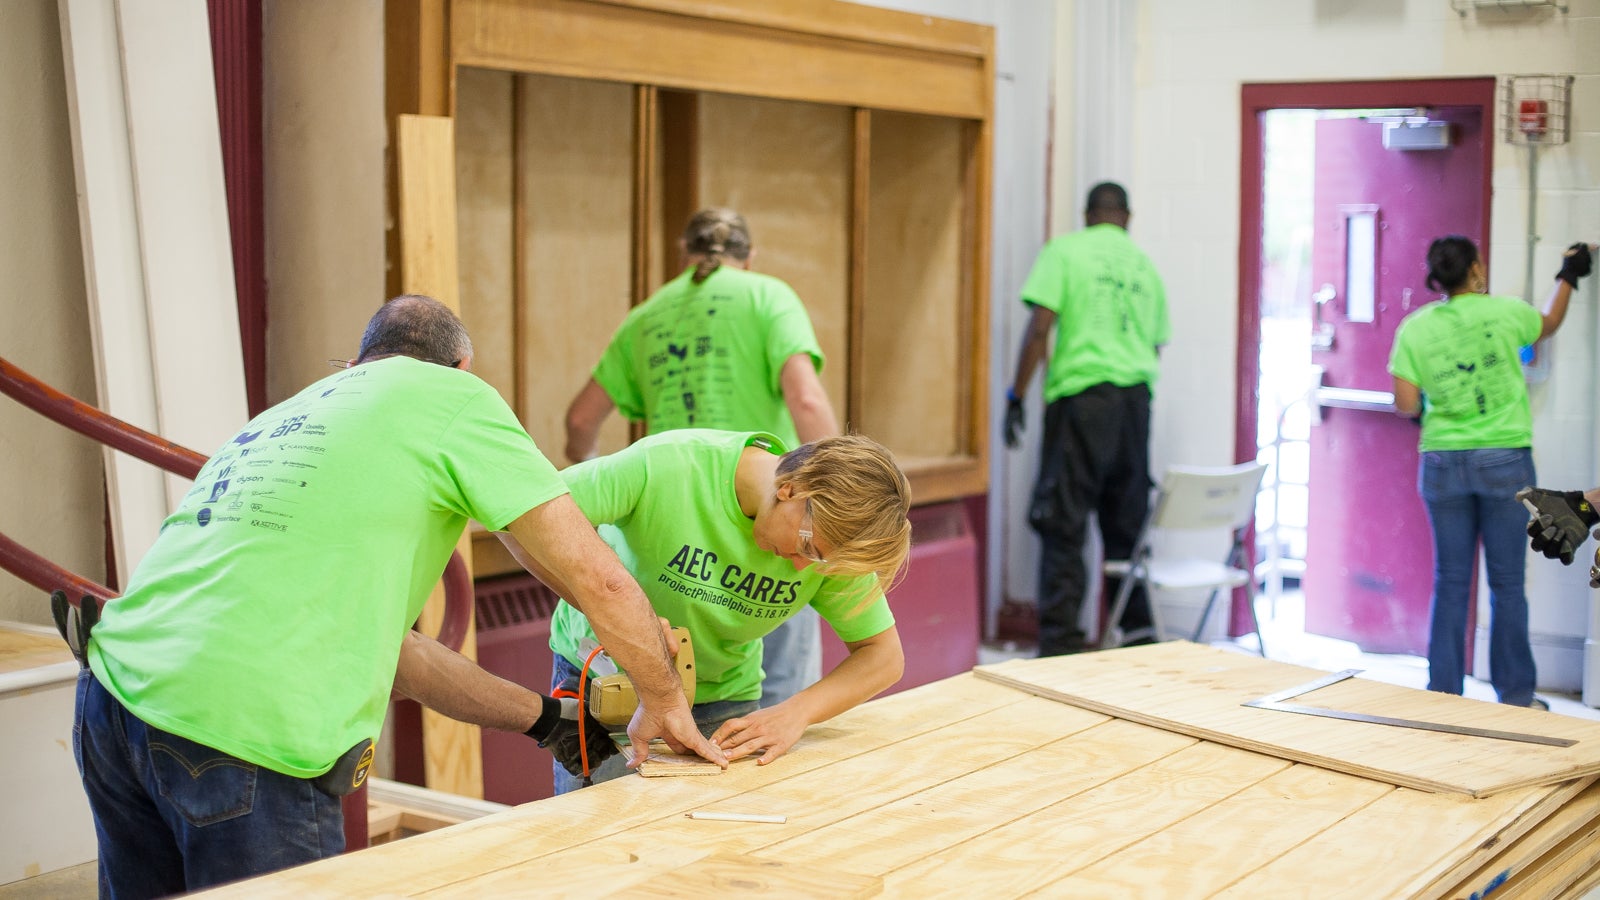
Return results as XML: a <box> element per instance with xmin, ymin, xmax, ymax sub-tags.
<box><xmin>1590</xmin><ymin>541</ymin><xmax>1600</xmax><ymax>590</ymax></box>
<box><xmin>1516</xmin><ymin>487</ymin><xmax>1599</xmax><ymax>566</ymax></box>
<box><xmin>1003</xmin><ymin>389</ymin><xmax>1025</xmax><ymax>449</ymax></box>
<box><xmin>1557</xmin><ymin>243</ymin><xmax>1592</xmax><ymax>288</ymax></box>
<box><xmin>527</xmin><ymin>695</ymin><xmax>618</xmax><ymax>778</ymax></box>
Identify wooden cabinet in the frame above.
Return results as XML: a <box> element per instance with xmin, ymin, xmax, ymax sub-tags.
<box><xmin>389</xmin><ymin>0</ymin><xmax>994</xmax><ymax>575</ymax></box>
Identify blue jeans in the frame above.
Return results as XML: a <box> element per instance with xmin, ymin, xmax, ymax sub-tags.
<box><xmin>1418</xmin><ymin>447</ymin><xmax>1537</xmax><ymax>706</ymax></box>
<box><xmin>74</xmin><ymin>670</ymin><xmax>343</xmax><ymax>898</ymax></box>
<box><xmin>549</xmin><ymin>655</ymin><xmax>759</xmax><ymax>795</ymax></box>
<box><xmin>759</xmin><ymin>606</ymin><xmax>822</xmax><ymax>708</ymax></box>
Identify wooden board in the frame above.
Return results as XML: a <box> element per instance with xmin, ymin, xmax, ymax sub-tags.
<box><xmin>861</xmin><ymin>111</ymin><xmax>965</xmax><ymax>459</ymax></box>
<box><xmin>514</xmin><ymin>73</ymin><xmax>633</xmax><ymax>458</ymax></box>
<box><xmin>114</xmin><ymin>0</ymin><xmax>249</xmax><ymax>480</ymax></box>
<box><xmin>396</xmin><ymin>113</ymin><xmax>482</xmax><ymax>800</ymax></box>
<box><xmin>1451</xmin><ymin>779</ymin><xmax>1600</xmax><ymax>899</ymax></box>
<box><xmin>619</xmin><ymin>851</ymin><xmax>880</xmax><ymax>898</ymax></box>
<box><xmin>974</xmin><ymin>641</ymin><xmax>1600</xmax><ymax>797</ymax></box>
<box><xmin>204</xmin><ymin>666</ymin><xmax>1596</xmax><ymax>899</ymax></box>
<box><xmin>697</xmin><ymin>93</ymin><xmax>851</xmax><ymax>415</ymax></box>
<box><xmin>58</xmin><ymin>0</ymin><xmax>171</xmax><ymax>580</ymax></box>
<box><xmin>0</xmin><ymin>628</ymin><xmax>71</xmax><ymax>676</ymax></box>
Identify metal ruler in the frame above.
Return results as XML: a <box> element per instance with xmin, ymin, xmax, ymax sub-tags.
<box><xmin>1243</xmin><ymin>669</ymin><xmax>1577</xmax><ymax>748</ymax></box>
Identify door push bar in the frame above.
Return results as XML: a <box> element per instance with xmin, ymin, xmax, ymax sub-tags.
<box><xmin>1308</xmin><ymin>364</ymin><xmax>1395</xmax><ymax>425</ymax></box>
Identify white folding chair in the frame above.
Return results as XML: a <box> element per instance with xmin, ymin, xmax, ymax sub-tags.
<box><xmin>1099</xmin><ymin>461</ymin><xmax>1269</xmax><ymax>654</ymax></box>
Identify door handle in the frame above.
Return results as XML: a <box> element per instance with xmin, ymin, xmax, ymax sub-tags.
<box><xmin>1311</xmin><ymin>283</ymin><xmax>1336</xmax><ymax>351</ymax></box>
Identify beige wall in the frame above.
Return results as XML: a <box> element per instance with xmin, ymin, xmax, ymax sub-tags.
<box><xmin>0</xmin><ymin>0</ymin><xmax>107</xmax><ymax>624</ymax></box>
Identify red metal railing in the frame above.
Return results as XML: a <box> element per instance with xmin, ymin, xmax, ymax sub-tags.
<box><xmin>1</xmin><ymin>353</ymin><xmax>475</xmax><ymax>852</ymax></box>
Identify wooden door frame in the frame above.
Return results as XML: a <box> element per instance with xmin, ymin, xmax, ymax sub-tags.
<box><xmin>1234</xmin><ymin>76</ymin><xmax>1497</xmax><ymax>629</ymax></box>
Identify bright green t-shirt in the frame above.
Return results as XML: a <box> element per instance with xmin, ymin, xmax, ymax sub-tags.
<box><xmin>1387</xmin><ymin>293</ymin><xmax>1541</xmax><ymax>452</ymax></box>
<box><xmin>1021</xmin><ymin>223</ymin><xmax>1170</xmax><ymax>402</ymax></box>
<box><xmin>591</xmin><ymin>266</ymin><xmax>824</xmax><ymax>448</ymax></box>
<box><xmin>87</xmin><ymin>357</ymin><xmax>569</xmax><ymax>778</ymax></box>
<box><xmin>549</xmin><ymin>429</ymin><xmax>893</xmax><ymax>703</ymax></box>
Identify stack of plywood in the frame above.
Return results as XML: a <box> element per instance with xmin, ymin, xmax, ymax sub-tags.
<box><xmin>210</xmin><ymin>642</ymin><xmax>1600</xmax><ymax>898</ymax></box>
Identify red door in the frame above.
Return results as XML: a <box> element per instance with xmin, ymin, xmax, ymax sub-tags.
<box><xmin>1303</xmin><ymin>108</ymin><xmax>1487</xmax><ymax>655</ymax></box>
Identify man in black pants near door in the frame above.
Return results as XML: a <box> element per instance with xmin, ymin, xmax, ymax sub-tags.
<box><xmin>1003</xmin><ymin>182</ymin><xmax>1171</xmax><ymax>656</ymax></box>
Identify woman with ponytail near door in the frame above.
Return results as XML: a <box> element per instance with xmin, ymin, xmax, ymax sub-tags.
<box><xmin>1388</xmin><ymin>235</ymin><xmax>1590</xmax><ymax>708</ymax></box>
<box><xmin>564</xmin><ymin>208</ymin><xmax>841</xmax><ymax>708</ymax></box>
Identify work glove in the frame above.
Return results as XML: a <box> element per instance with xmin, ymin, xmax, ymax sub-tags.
<box><xmin>526</xmin><ymin>695</ymin><xmax>618</xmax><ymax>778</ymax></box>
<box><xmin>1516</xmin><ymin>487</ymin><xmax>1599</xmax><ymax>566</ymax></box>
<box><xmin>1591</xmin><ymin>539</ymin><xmax>1600</xmax><ymax>590</ymax></box>
<box><xmin>1556</xmin><ymin>242</ymin><xmax>1592</xmax><ymax>288</ymax></box>
<box><xmin>1003</xmin><ymin>389</ymin><xmax>1025</xmax><ymax>449</ymax></box>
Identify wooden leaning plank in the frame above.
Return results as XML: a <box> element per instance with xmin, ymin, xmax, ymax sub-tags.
<box><xmin>974</xmin><ymin>641</ymin><xmax>1600</xmax><ymax>796</ymax></box>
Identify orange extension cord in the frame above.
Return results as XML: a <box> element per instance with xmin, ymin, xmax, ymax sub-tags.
<box><xmin>551</xmin><ymin>645</ymin><xmax>608</xmax><ymax>783</ymax></box>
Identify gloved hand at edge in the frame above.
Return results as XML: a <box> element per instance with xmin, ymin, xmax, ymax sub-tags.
<box><xmin>1003</xmin><ymin>388</ymin><xmax>1026</xmax><ymax>449</ymax></box>
<box><xmin>1516</xmin><ymin>486</ymin><xmax>1599</xmax><ymax>566</ymax></box>
<box><xmin>1556</xmin><ymin>242</ymin><xmax>1592</xmax><ymax>289</ymax></box>
<box><xmin>526</xmin><ymin>695</ymin><xmax>619</xmax><ymax>777</ymax></box>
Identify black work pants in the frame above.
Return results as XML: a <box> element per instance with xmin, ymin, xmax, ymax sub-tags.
<box><xmin>1030</xmin><ymin>382</ymin><xmax>1153</xmax><ymax>656</ymax></box>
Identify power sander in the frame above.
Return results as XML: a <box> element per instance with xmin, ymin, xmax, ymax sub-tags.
<box><xmin>582</xmin><ymin>626</ymin><xmax>697</xmax><ymax>728</ymax></box>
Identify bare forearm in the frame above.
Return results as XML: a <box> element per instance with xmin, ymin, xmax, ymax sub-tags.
<box><xmin>564</xmin><ymin>380</ymin><xmax>614</xmax><ymax>465</ymax></box>
<box><xmin>394</xmin><ymin>632</ymin><xmax>541</xmax><ymax>732</ymax></box>
<box><xmin>780</xmin><ymin>355</ymin><xmax>840</xmax><ymax>442</ymax></box>
<box><xmin>1539</xmin><ymin>279</ymin><xmax>1574</xmax><ymax>340</ymax></box>
<box><xmin>1010</xmin><ymin>307</ymin><xmax>1055</xmax><ymax>396</ymax></box>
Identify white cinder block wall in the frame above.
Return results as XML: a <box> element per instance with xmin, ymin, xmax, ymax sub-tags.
<box><xmin>1049</xmin><ymin>0</ymin><xmax>1600</xmax><ymax>691</ymax></box>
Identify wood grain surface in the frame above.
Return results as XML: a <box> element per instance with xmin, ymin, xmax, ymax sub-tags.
<box><xmin>975</xmin><ymin>641</ymin><xmax>1600</xmax><ymax>797</ymax></box>
<box><xmin>203</xmin><ymin>654</ymin><xmax>1600</xmax><ymax>899</ymax></box>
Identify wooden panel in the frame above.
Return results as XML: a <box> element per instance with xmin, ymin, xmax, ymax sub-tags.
<box><xmin>397</xmin><ymin>114</ymin><xmax>482</xmax><ymax>800</ymax></box>
<box><xmin>860</xmin><ymin>111</ymin><xmax>964</xmax><ymax>460</ymax></box>
<box><xmin>513</xmin><ymin>73</ymin><xmax>633</xmax><ymax>457</ymax></box>
<box><xmin>976</xmin><ymin>642</ymin><xmax>1600</xmax><ymax>797</ymax></box>
<box><xmin>697</xmin><ymin>94</ymin><xmax>851</xmax><ymax>417</ymax></box>
<box><xmin>847</xmin><ymin>108</ymin><xmax>870</xmax><ymax>428</ymax></box>
<box><xmin>384</xmin><ymin>0</ymin><xmax>450</xmax><ymax>301</ymax></box>
<box><xmin>656</xmin><ymin>90</ymin><xmax>697</xmax><ymax>288</ymax></box>
<box><xmin>452</xmin><ymin>0</ymin><xmax>986</xmax><ymax>120</ymax></box>
<box><xmin>631</xmin><ymin>85</ymin><xmax>659</xmax><ymax>307</ymax></box>
<box><xmin>454</xmin><ymin>68</ymin><xmax>517</xmax><ymax>408</ymax></box>
<box><xmin>619</xmin><ymin>852</ymin><xmax>881</xmax><ymax>898</ymax></box>
<box><xmin>397</xmin><ymin>115</ymin><xmax>461</xmax><ymax>305</ymax></box>
<box><xmin>0</xmin><ymin>627</ymin><xmax>71</xmax><ymax>676</ymax></box>
<box><xmin>58</xmin><ymin>0</ymin><xmax>174</xmax><ymax>580</ymax></box>
<box><xmin>115</xmin><ymin>0</ymin><xmax>250</xmax><ymax>483</ymax></box>
<box><xmin>1420</xmin><ymin>779</ymin><xmax>1600</xmax><ymax>900</ymax></box>
<box><xmin>203</xmin><ymin>665</ymin><xmax>1592</xmax><ymax>900</ymax></box>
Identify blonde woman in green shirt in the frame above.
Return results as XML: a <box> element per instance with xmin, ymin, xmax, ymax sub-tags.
<box><xmin>501</xmin><ymin>430</ymin><xmax>912</xmax><ymax>793</ymax></box>
<box><xmin>1388</xmin><ymin>237</ymin><xmax>1588</xmax><ymax>708</ymax></box>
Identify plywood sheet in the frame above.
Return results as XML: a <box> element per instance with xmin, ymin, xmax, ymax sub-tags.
<box><xmin>697</xmin><ymin>94</ymin><xmax>850</xmax><ymax>415</ymax></box>
<box><xmin>861</xmin><ymin>111</ymin><xmax>964</xmax><ymax>458</ymax></box>
<box><xmin>620</xmin><ymin>851</ymin><xmax>881</xmax><ymax>898</ymax></box>
<box><xmin>1449</xmin><ymin>779</ymin><xmax>1600</xmax><ymax>900</ymax></box>
<box><xmin>58</xmin><ymin>0</ymin><xmax>171</xmax><ymax>579</ymax></box>
<box><xmin>974</xmin><ymin>641</ymin><xmax>1600</xmax><ymax>797</ymax></box>
<box><xmin>202</xmin><ymin>667</ymin><xmax>1594</xmax><ymax>900</ymax></box>
<box><xmin>514</xmin><ymin>73</ymin><xmax>633</xmax><ymax>458</ymax></box>
<box><xmin>454</xmin><ymin>67</ymin><xmax>517</xmax><ymax>409</ymax></box>
<box><xmin>115</xmin><ymin>0</ymin><xmax>249</xmax><ymax>474</ymax></box>
<box><xmin>397</xmin><ymin>113</ymin><xmax>482</xmax><ymax>799</ymax></box>
<box><xmin>0</xmin><ymin>627</ymin><xmax>71</xmax><ymax>676</ymax></box>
